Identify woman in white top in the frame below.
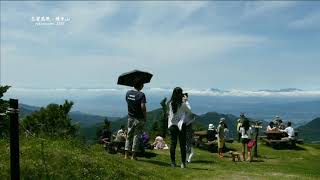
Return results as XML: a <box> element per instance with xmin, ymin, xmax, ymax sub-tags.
<box><xmin>168</xmin><ymin>87</ymin><xmax>192</xmax><ymax>168</ymax></box>
<box><xmin>239</xmin><ymin>119</ymin><xmax>253</xmax><ymax>161</ymax></box>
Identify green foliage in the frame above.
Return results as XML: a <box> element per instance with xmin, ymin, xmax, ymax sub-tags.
<box><xmin>159</xmin><ymin>97</ymin><xmax>168</xmax><ymax>138</ymax></box>
<box><xmin>95</xmin><ymin>118</ymin><xmax>110</xmax><ymax>141</ymax></box>
<box><xmin>0</xmin><ymin>85</ymin><xmax>10</xmax><ymax>137</ymax></box>
<box><xmin>22</xmin><ymin>100</ymin><xmax>79</xmax><ymax>137</ymax></box>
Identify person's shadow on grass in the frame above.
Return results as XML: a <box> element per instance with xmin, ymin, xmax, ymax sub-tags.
<box><xmin>138</xmin><ymin>159</ymin><xmax>169</xmax><ymax>167</ymax></box>
<box><xmin>137</xmin><ymin>151</ymin><xmax>157</xmax><ymax>158</ymax></box>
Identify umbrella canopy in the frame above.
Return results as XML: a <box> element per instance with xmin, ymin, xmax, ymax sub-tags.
<box><xmin>117</xmin><ymin>69</ymin><xmax>153</xmax><ymax>87</ymax></box>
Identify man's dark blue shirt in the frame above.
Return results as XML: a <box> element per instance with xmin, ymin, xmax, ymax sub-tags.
<box><xmin>126</xmin><ymin>90</ymin><xmax>147</xmax><ymax>119</ymax></box>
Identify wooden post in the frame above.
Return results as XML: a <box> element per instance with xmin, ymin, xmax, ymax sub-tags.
<box><xmin>9</xmin><ymin>99</ymin><xmax>20</xmax><ymax>180</ymax></box>
<box><xmin>254</xmin><ymin>127</ymin><xmax>259</xmax><ymax>157</ymax></box>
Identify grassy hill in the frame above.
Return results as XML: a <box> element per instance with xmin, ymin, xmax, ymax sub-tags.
<box><xmin>297</xmin><ymin>117</ymin><xmax>320</xmax><ymax>143</ymax></box>
<box><xmin>0</xmin><ymin>137</ymin><xmax>319</xmax><ymax>179</ymax></box>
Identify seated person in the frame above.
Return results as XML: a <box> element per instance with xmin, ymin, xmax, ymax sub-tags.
<box><xmin>272</xmin><ymin>116</ymin><xmax>282</xmax><ymax>128</ymax></box>
<box><xmin>141</xmin><ymin>132</ymin><xmax>152</xmax><ymax>149</ymax></box>
<box><xmin>207</xmin><ymin>124</ymin><xmax>217</xmax><ymax>142</ymax></box>
<box><xmin>280</xmin><ymin>121</ymin><xmax>295</xmax><ymax>140</ymax></box>
<box><xmin>266</xmin><ymin>121</ymin><xmax>277</xmax><ymax>132</ymax></box>
<box><xmin>108</xmin><ymin>125</ymin><xmax>127</xmax><ymax>153</ymax></box>
<box><xmin>278</xmin><ymin>121</ymin><xmax>286</xmax><ymax>130</ymax></box>
<box><xmin>152</xmin><ymin>135</ymin><xmax>168</xmax><ymax>150</ymax></box>
<box><xmin>100</xmin><ymin>127</ymin><xmax>112</xmax><ymax>147</ymax></box>
<box><xmin>114</xmin><ymin>125</ymin><xmax>126</xmax><ymax>142</ymax></box>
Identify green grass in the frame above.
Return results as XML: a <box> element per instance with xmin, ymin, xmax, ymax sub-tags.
<box><xmin>0</xmin><ymin>138</ymin><xmax>319</xmax><ymax>179</ymax></box>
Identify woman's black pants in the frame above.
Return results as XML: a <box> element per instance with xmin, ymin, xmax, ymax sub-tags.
<box><xmin>169</xmin><ymin>124</ymin><xmax>186</xmax><ymax>164</ymax></box>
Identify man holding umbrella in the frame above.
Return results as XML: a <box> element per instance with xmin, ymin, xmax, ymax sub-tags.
<box><xmin>118</xmin><ymin>70</ymin><xmax>152</xmax><ymax>160</ymax></box>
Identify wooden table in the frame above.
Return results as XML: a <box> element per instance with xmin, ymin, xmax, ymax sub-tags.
<box><xmin>194</xmin><ymin>131</ymin><xmax>209</xmax><ymax>147</ymax></box>
<box><xmin>265</xmin><ymin>131</ymin><xmax>299</xmax><ymax>140</ymax></box>
<box><xmin>193</xmin><ymin>130</ymin><xmax>233</xmax><ymax>147</ymax></box>
<box><xmin>265</xmin><ymin>131</ymin><xmax>288</xmax><ymax>140</ymax></box>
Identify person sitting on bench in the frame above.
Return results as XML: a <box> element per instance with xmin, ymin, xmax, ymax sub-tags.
<box><xmin>266</xmin><ymin>121</ymin><xmax>277</xmax><ymax>132</ymax></box>
<box><xmin>207</xmin><ymin>124</ymin><xmax>217</xmax><ymax>143</ymax></box>
<box><xmin>280</xmin><ymin>121</ymin><xmax>295</xmax><ymax>140</ymax></box>
<box><xmin>100</xmin><ymin>121</ymin><xmax>112</xmax><ymax>148</ymax></box>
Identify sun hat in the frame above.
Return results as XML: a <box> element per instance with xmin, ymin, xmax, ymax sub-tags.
<box><xmin>219</xmin><ymin>118</ymin><xmax>225</xmax><ymax>124</ymax></box>
<box><xmin>208</xmin><ymin>124</ymin><xmax>214</xmax><ymax>130</ymax></box>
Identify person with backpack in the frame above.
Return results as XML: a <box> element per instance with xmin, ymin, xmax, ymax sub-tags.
<box><xmin>239</xmin><ymin>119</ymin><xmax>254</xmax><ymax>161</ymax></box>
<box><xmin>168</xmin><ymin>87</ymin><xmax>192</xmax><ymax>168</ymax></box>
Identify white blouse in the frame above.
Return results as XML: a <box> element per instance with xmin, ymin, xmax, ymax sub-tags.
<box><xmin>168</xmin><ymin>101</ymin><xmax>192</xmax><ymax>131</ymax></box>
<box><xmin>239</xmin><ymin>127</ymin><xmax>253</xmax><ymax>139</ymax></box>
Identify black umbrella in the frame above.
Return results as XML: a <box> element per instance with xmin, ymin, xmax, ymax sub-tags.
<box><xmin>117</xmin><ymin>69</ymin><xmax>153</xmax><ymax>87</ymax></box>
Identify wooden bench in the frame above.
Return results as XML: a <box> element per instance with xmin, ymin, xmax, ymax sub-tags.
<box><xmin>261</xmin><ymin>137</ymin><xmax>303</xmax><ymax>147</ymax></box>
<box><xmin>263</xmin><ymin>130</ymin><xmax>304</xmax><ymax>147</ymax></box>
<box><xmin>259</xmin><ymin>135</ymin><xmax>267</xmax><ymax>140</ymax></box>
<box><xmin>194</xmin><ymin>130</ymin><xmax>233</xmax><ymax>147</ymax></box>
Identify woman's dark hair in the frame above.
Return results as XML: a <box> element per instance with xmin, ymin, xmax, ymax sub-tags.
<box><xmin>223</xmin><ymin>122</ymin><xmax>228</xmax><ymax>129</ymax></box>
<box><xmin>242</xmin><ymin>119</ymin><xmax>250</xmax><ymax>133</ymax></box>
<box><xmin>269</xmin><ymin>121</ymin><xmax>274</xmax><ymax>128</ymax></box>
<box><xmin>287</xmin><ymin>121</ymin><xmax>292</xmax><ymax>127</ymax></box>
<box><xmin>170</xmin><ymin>87</ymin><xmax>183</xmax><ymax>114</ymax></box>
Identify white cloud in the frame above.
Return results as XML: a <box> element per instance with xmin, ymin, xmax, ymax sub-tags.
<box><xmin>107</xmin><ymin>31</ymin><xmax>267</xmax><ymax>65</ymax></box>
<box><xmin>131</xmin><ymin>1</ymin><xmax>208</xmax><ymax>32</ymax></box>
<box><xmin>242</xmin><ymin>1</ymin><xmax>295</xmax><ymax>17</ymax></box>
<box><xmin>5</xmin><ymin>87</ymin><xmax>320</xmax><ymax>98</ymax></box>
<box><xmin>289</xmin><ymin>11</ymin><xmax>320</xmax><ymax>29</ymax></box>
<box><xmin>52</xmin><ymin>1</ymin><xmax>119</xmax><ymax>34</ymax></box>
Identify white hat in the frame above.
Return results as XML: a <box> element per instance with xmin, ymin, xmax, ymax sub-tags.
<box><xmin>208</xmin><ymin>124</ymin><xmax>214</xmax><ymax>130</ymax></box>
<box><xmin>219</xmin><ymin>118</ymin><xmax>225</xmax><ymax>124</ymax></box>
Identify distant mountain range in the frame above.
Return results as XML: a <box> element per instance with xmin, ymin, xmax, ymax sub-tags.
<box><xmin>257</xmin><ymin>88</ymin><xmax>303</xmax><ymax>92</ymax></box>
<box><xmin>297</xmin><ymin>118</ymin><xmax>320</xmax><ymax>143</ymax></box>
<box><xmin>19</xmin><ymin>103</ymin><xmax>319</xmax><ymax>143</ymax></box>
<box><xmin>19</xmin><ymin>104</ymin><xmax>120</xmax><ymax>126</ymax></box>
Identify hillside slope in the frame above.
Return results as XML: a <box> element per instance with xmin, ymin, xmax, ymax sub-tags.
<box><xmin>0</xmin><ymin>138</ymin><xmax>319</xmax><ymax>179</ymax></box>
<box><xmin>297</xmin><ymin>117</ymin><xmax>320</xmax><ymax>143</ymax></box>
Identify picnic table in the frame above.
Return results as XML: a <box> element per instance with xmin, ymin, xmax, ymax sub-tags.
<box><xmin>265</xmin><ymin>131</ymin><xmax>288</xmax><ymax>140</ymax></box>
<box><xmin>194</xmin><ymin>131</ymin><xmax>210</xmax><ymax>147</ymax></box>
<box><xmin>261</xmin><ymin>131</ymin><xmax>303</xmax><ymax>147</ymax></box>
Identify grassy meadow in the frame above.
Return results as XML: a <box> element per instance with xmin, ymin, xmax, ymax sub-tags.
<box><xmin>0</xmin><ymin>137</ymin><xmax>319</xmax><ymax>180</ymax></box>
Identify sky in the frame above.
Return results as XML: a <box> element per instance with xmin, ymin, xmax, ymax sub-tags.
<box><xmin>1</xmin><ymin>1</ymin><xmax>320</xmax><ymax>91</ymax></box>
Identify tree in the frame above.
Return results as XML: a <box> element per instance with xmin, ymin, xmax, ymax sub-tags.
<box><xmin>0</xmin><ymin>85</ymin><xmax>10</xmax><ymax>137</ymax></box>
<box><xmin>22</xmin><ymin>100</ymin><xmax>78</xmax><ymax>137</ymax></box>
<box><xmin>159</xmin><ymin>97</ymin><xmax>168</xmax><ymax>138</ymax></box>
<box><xmin>96</xmin><ymin>117</ymin><xmax>110</xmax><ymax>140</ymax></box>
<box><xmin>151</xmin><ymin>121</ymin><xmax>159</xmax><ymax>132</ymax></box>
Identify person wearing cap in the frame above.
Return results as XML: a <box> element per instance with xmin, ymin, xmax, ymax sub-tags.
<box><xmin>217</xmin><ymin>118</ymin><xmax>226</xmax><ymax>158</ymax></box>
<box><xmin>207</xmin><ymin>124</ymin><xmax>217</xmax><ymax>142</ymax></box>
<box><xmin>237</xmin><ymin>113</ymin><xmax>246</xmax><ymax>143</ymax></box>
<box><xmin>272</xmin><ymin>115</ymin><xmax>282</xmax><ymax>128</ymax></box>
